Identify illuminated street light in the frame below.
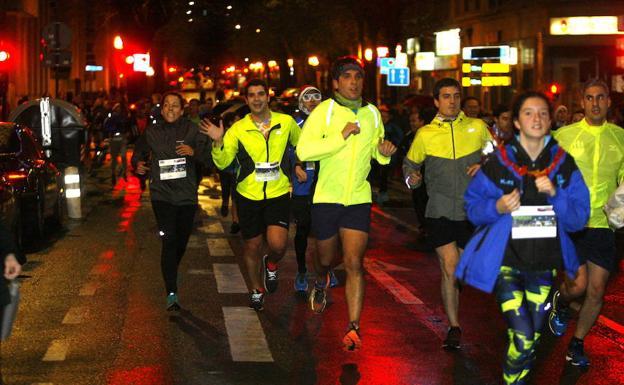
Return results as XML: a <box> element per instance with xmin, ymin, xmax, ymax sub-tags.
<box><xmin>188</xmin><ymin>18</ymin><xmax>193</xmax><ymax>22</ymax></box>
<box><xmin>186</xmin><ymin>10</ymin><xmax>192</xmax><ymax>14</ymax></box>
<box><xmin>119</xmin><ymin>73</ymin><xmax>124</xmax><ymax>79</ymax></box>
<box><xmin>235</xmin><ymin>24</ymin><xmax>241</xmax><ymax>30</ymax></box>
<box><xmin>256</xmin><ymin>28</ymin><xmax>261</xmax><ymax>33</ymax></box>
<box><xmin>364</xmin><ymin>48</ymin><xmax>373</xmax><ymax>61</ymax></box>
<box><xmin>268</xmin><ymin>60</ymin><xmax>277</xmax><ymax>68</ymax></box>
<box><xmin>125</xmin><ymin>55</ymin><xmax>134</xmax><ymax>64</ymax></box>
<box><xmin>287</xmin><ymin>58</ymin><xmax>294</xmax><ymax>67</ymax></box>
<box><xmin>227</xmin><ymin>5</ymin><xmax>232</xmax><ymax>9</ymax></box>
<box><xmin>178</xmin><ymin>76</ymin><xmax>184</xmax><ymax>83</ymax></box>
<box><xmin>146</xmin><ymin>67</ymin><xmax>155</xmax><ymax>77</ymax></box>
<box><xmin>376</xmin><ymin>46</ymin><xmax>389</xmax><ymax>57</ymax></box>
<box><xmin>0</xmin><ymin>51</ymin><xmax>9</xmax><ymax>62</ymax></box>
<box><xmin>113</xmin><ymin>35</ymin><xmax>123</xmax><ymax>50</ymax></box>
<box><xmin>308</xmin><ymin>56</ymin><xmax>320</xmax><ymax>67</ymax></box>
<box><xmin>188</xmin><ymin>1</ymin><xmax>194</xmax><ymax>4</ymax></box>
<box><xmin>244</xmin><ymin>57</ymin><xmax>249</xmax><ymax>62</ymax></box>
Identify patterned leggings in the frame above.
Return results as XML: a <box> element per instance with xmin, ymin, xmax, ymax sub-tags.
<box><xmin>495</xmin><ymin>266</ymin><xmax>555</xmax><ymax>385</ymax></box>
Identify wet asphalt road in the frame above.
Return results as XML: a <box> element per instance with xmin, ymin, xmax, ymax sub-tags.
<box><xmin>2</xmin><ymin>170</ymin><xmax>624</xmax><ymax>385</ymax></box>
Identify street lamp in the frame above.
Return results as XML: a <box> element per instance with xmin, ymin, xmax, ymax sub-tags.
<box><xmin>364</xmin><ymin>48</ymin><xmax>373</xmax><ymax>62</ymax></box>
<box><xmin>235</xmin><ymin>24</ymin><xmax>241</xmax><ymax>30</ymax></box>
<box><xmin>308</xmin><ymin>56</ymin><xmax>320</xmax><ymax>67</ymax></box>
<box><xmin>113</xmin><ymin>35</ymin><xmax>123</xmax><ymax>50</ymax></box>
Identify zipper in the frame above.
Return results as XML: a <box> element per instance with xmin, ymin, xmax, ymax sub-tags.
<box><xmin>343</xmin><ymin>116</ymin><xmax>358</xmax><ymax>204</ymax></box>
<box><xmin>261</xmin><ymin>124</ymin><xmax>281</xmax><ymax>200</ymax></box>
<box><xmin>450</xmin><ymin>120</ymin><xmax>457</xmax><ymax>217</ymax></box>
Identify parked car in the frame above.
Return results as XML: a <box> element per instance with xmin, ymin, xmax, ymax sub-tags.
<box><xmin>0</xmin><ymin>175</ymin><xmax>21</xmax><ymax>253</ymax></box>
<box><xmin>0</xmin><ymin>122</ymin><xmax>64</xmax><ymax>241</ymax></box>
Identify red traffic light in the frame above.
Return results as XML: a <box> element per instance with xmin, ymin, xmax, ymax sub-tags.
<box><xmin>549</xmin><ymin>83</ymin><xmax>560</xmax><ymax>94</ymax></box>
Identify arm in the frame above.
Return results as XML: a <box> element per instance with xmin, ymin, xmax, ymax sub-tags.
<box><xmin>402</xmin><ymin>131</ymin><xmax>426</xmax><ymax>188</ymax></box>
<box><xmin>192</xmin><ymin>124</ymin><xmax>212</xmax><ymax>167</ymax></box>
<box><xmin>296</xmin><ymin>105</ymin><xmax>347</xmax><ymax>161</ymax></box>
<box><xmin>288</xmin><ymin>118</ymin><xmax>301</xmax><ymax>147</ymax></box>
<box><xmin>130</xmin><ymin>132</ymin><xmax>150</xmax><ymax>169</ymax></box>
<box><xmin>464</xmin><ymin>171</ymin><xmax>505</xmax><ymax>226</ymax></box>
<box><xmin>371</xmin><ymin>112</ymin><xmax>391</xmax><ymax>165</ymax></box>
<box><xmin>548</xmin><ymin>169</ymin><xmax>590</xmax><ymax>233</ymax></box>
<box><xmin>211</xmin><ymin>128</ymin><xmax>238</xmax><ymax>170</ymax></box>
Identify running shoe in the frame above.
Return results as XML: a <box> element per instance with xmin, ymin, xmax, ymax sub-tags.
<box><xmin>294</xmin><ymin>272</ymin><xmax>308</xmax><ymax>292</ymax></box>
<box><xmin>262</xmin><ymin>255</ymin><xmax>278</xmax><ymax>293</ymax></box>
<box><xmin>442</xmin><ymin>327</ymin><xmax>461</xmax><ymax>350</ymax></box>
<box><xmin>342</xmin><ymin>322</ymin><xmax>362</xmax><ymax>352</ymax></box>
<box><xmin>566</xmin><ymin>338</ymin><xmax>590</xmax><ymax>367</ymax></box>
<box><xmin>249</xmin><ymin>290</ymin><xmax>265</xmax><ymax>311</ymax></box>
<box><xmin>166</xmin><ymin>292</ymin><xmax>180</xmax><ymax>311</ymax></box>
<box><xmin>309</xmin><ymin>274</ymin><xmax>329</xmax><ymax>313</ymax></box>
<box><xmin>548</xmin><ymin>290</ymin><xmax>570</xmax><ymax>337</ymax></box>
<box><xmin>329</xmin><ymin>269</ymin><xmax>339</xmax><ymax>288</ymax></box>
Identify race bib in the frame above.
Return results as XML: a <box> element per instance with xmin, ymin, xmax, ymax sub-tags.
<box><xmin>511</xmin><ymin>205</ymin><xmax>557</xmax><ymax>239</ymax></box>
<box><xmin>255</xmin><ymin>161</ymin><xmax>280</xmax><ymax>182</ymax></box>
<box><xmin>305</xmin><ymin>161</ymin><xmax>315</xmax><ymax>171</ymax></box>
<box><xmin>159</xmin><ymin>158</ymin><xmax>187</xmax><ymax>180</ymax></box>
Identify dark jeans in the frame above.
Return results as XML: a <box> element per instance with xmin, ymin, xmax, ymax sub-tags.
<box><xmin>151</xmin><ymin>201</ymin><xmax>197</xmax><ymax>294</ymax></box>
<box><xmin>219</xmin><ymin>171</ymin><xmax>236</xmax><ymax>209</ymax></box>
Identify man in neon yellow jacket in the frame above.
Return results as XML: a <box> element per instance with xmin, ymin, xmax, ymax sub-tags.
<box><xmin>297</xmin><ymin>56</ymin><xmax>397</xmax><ymax>351</ymax></box>
<box><xmin>548</xmin><ymin>78</ymin><xmax>624</xmax><ymax>367</ymax></box>
<box><xmin>200</xmin><ymin>79</ymin><xmax>301</xmax><ymax>312</ymax></box>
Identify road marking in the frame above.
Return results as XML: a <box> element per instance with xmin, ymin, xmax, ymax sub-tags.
<box><xmin>42</xmin><ymin>339</ymin><xmax>69</xmax><ymax>361</ymax></box>
<box><xmin>62</xmin><ymin>306</ymin><xmax>88</xmax><ymax>324</ymax></box>
<box><xmin>214</xmin><ymin>264</ymin><xmax>248</xmax><ymax>293</ymax></box>
<box><xmin>598</xmin><ymin>315</ymin><xmax>624</xmax><ymax>335</ymax></box>
<box><xmin>188</xmin><ymin>269</ymin><xmax>212</xmax><ymax>275</ymax></box>
<box><xmin>364</xmin><ymin>259</ymin><xmax>423</xmax><ymax>305</ymax></box>
<box><xmin>371</xmin><ymin>205</ymin><xmax>421</xmax><ymax>233</ymax></box>
<box><xmin>187</xmin><ymin>235</ymin><xmax>205</xmax><ymax>249</ymax></box>
<box><xmin>207</xmin><ymin>238</ymin><xmax>234</xmax><ymax>256</ymax></box>
<box><xmin>198</xmin><ymin>198</ymin><xmax>218</xmax><ymax>216</ymax></box>
<box><xmin>199</xmin><ymin>221</ymin><xmax>225</xmax><ymax>234</ymax></box>
<box><xmin>223</xmin><ymin>307</ymin><xmax>273</xmax><ymax>362</ymax></box>
<box><xmin>79</xmin><ymin>282</ymin><xmax>98</xmax><ymax>296</ymax></box>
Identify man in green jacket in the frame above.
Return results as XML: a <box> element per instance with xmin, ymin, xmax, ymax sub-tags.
<box><xmin>297</xmin><ymin>56</ymin><xmax>396</xmax><ymax>351</ymax></box>
<box><xmin>200</xmin><ymin>79</ymin><xmax>301</xmax><ymax>311</ymax></box>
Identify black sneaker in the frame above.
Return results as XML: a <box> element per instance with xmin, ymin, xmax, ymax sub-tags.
<box><xmin>249</xmin><ymin>290</ymin><xmax>265</xmax><ymax>311</ymax></box>
<box><xmin>262</xmin><ymin>255</ymin><xmax>278</xmax><ymax>293</ymax></box>
<box><xmin>566</xmin><ymin>338</ymin><xmax>590</xmax><ymax>367</ymax></box>
<box><xmin>442</xmin><ymin>327</ymin><xmax>461</xmax><ymax>350</ymax></box>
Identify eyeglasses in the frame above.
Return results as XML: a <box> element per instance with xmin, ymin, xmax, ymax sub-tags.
<box><xmin>302</xmin><ymin>93</ymin><xmax>322</xmax><ymax>102</ymax></box>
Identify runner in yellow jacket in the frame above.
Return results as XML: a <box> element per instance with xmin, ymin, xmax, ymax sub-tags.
<box><xmin>297</xmin><ymin>56</ymin><xmax>397</xmax><ymax>352</ymax></box>
<box><xmin>548</xmin><ymin>78</ymin><xmax>624</xmax><ymax>367</ymax></box>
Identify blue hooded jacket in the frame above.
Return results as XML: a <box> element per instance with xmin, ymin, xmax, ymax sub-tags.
<box><xmin>455</xmin><ymin>138</ymin><xmax>590</xmax><ymax>293</ymax></box>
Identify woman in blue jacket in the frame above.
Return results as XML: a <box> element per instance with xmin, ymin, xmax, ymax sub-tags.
<box><xmin>455</xmin><ymin>91</ymin><xmax>589</xmax><ymax>385</ymax></box>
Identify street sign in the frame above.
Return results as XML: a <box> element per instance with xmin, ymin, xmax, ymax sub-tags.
<box><xmin>387</xmin><ymin>67</ymin><xmax>410</xmax><ymax>87</ymax></box>
<box><xmin>42</xmin><ymin>22</ymin><xmax>72</xmax><ymax>50</ymax></box>
<box><xmin>44</xmin><ymin>50</ymin><xmax>72</xmax><ymax>68</ymax></box>
<box><xmin>379</xmin><ymin>57</ymin><xmax>396</xmax><ymax>75</ymax></box>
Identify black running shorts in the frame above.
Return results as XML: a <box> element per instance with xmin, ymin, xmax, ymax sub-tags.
<box><xmin>572</xmin><ymin>228</ymin><xmax>617</xmax><ymax>272</ymax></box>
<box><xmin>426</xmin><ymin>217</ymin><xmax>474</xmax><ymax>249</ymax></box>
<box><xmin>235</xmin><ymin>192</ymin><xmax>290</xmax><ymax>239</ymax></box>
<box><xmin>311</xmin><ymin>203</ymin><xmax>371</xmax><ymax>241</ymax></box>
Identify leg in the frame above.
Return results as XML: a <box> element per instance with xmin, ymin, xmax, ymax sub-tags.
<box><xmin>243</xmin><ymin>234</ymin><xmax>264</xmax><ymax>291</ymax></box>
<box><xmin>265</xmin><ymin>225</ymin><xmax>288</xmax><ymax>264</ymax></box>
<box><xmin>339</xmin><ymin>228</ymin><xmax>368</xmax><ymax>326</ymax></box>
<box><xmin>574</xmin><ymin>261</ymin><xmax>610</xmax><ymax>339</ymax></box>
<box><xmin>151</xmin><ymin>201</ymin><xmax>179</xmax><ymax>294</ymax></box>
<box><xmin>436</xmin><ymin>242</ymin><xmax>461</xmax><ymax>327</ymax></box>
<box><xmin>293</xmin><ymin>196</ymin><xmax>312</xmax><ymax>274</ymax></box>
<box><xmin>558</xmin><ymin>264</ymin><xmax>588</xmax><ymax>302</ymax></box>
<box><xmin>315</xmin><ymin>235</ymin><xmax>339</xmax><ymax>280</ymax></box>
<box><xmin>175</xmin><ymin>204</ymin><xmax>198</xmax><ymax>264</ymax></box>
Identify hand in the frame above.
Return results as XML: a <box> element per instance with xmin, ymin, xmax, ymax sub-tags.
<box><xmin>136</xmin><ymin>161</ymin><xmax>150</xmax><ymax>175</ymax></box>
<box><xmin>466</xmin><ymin>163</ymin><xmax>481</xmax><ymax>177</ymax></box>
<box><xmin>342</xmin><ymin>122</ymin><xmax>360</xmax><ymax>139</ymax></box>
<box><xmin>295</xmin><ymin>164</ymin><xmax>308</xmax><ymax>182</ymax></box>
<box><xmin>378</xmin><ymin>139</ymin><xmax>397</xmax><ymax>157</ymax></box>
<box><xmin>199</xmin><ymin>117</ymin><xmax>225</xmax><ymax>142</ymax></box>
<box><xmin>406</xmin><ymin>170</ymin><xmax>422</xmax><ymax>187</ymax></box>
<box><xmin>176</xmin><ymin>144</ymin><xmax>194</xmax><ymax>156</ymax></box>
<box><xmin>4</xmin><ymin>254</ymin><xmax>21</xmax><ymax>280</ymax></box>
<box><xmin>496</xmin><ymin>188</ymin><xmax>521</xmax><ymax>214</ymax></box>
<box><xmin>535</xmin><ymin>176</ymin><xmax>556</xmax><ymax>197</ymax></box>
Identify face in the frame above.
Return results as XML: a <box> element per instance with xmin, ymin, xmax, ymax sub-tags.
<box><xmin>514</xmin><ymin>97</ymin><xmax>551</xmax><ymax>141</ymax></box>
<box><xmin>463</xmin><ymin>99</ymin><xmax>480</xmax><ymax>118</ymax></box>
<box><xmin>380</xmin><ymin>110</ymin><xmax>391</xmax><ymax>124</ymax></box>
<box><xmin>555</xmin><ymin>108</ymin><xmax>569</xmax><ymax>123</ymax></box>
<box><xmin>302</xmin><ymin>92</ymin><xmax>321</xmax><ymax>113</ymax></box>
<box><xmin>189</xmin><ymin>100</ymin><xmax>199</xmax><ymax>115</ymax></box>
<box><xmin>161</xmin><ymin>95</ymin><xmax>184</xmax><ymax>123</ymax></box>
<box><xmin>246</xmin><ymin>85</ymin><xmax>270</xmax><ymax>116</ymax></box>
<box><xmin>333</xmin><ymin>69</ymin><xmax>364</xmax><ymax>100</ymax></box>
<box><xmin>495</xmin><ymin>111</ymin><xmax>512</xmax><ymax>132</ymax></box>
<box><xmin>434</xmin><ymin>86</ymin><xmax>461</xmax><ymax>119</ymax></box>
<box><xmin>409</xmin><ymin>112</ymin><xmax>424</xmax><ymax>131</ymax></box>
<box><xmin>582</xmin><ymin>85</ymin><xmax>610</xmax><ymax>126</ymax></box>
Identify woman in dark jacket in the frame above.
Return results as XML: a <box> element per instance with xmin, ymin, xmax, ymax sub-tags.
<box><xmin>0</xmin><ymin>221</ymin><xmax>22</xmax><ymax>384</ymax></box>
<box><xmin>455</xmin><ymin>92</ymin><xmax>590</xmax><ymax>385</ymax></box>
<box><xmin>131</xmin><ymin>92</ymin><xmax>211</xmax><ymax>311</ymax></box>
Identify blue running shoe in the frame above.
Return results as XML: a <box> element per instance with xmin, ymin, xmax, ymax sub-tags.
<box><xmin>548</xmin><ymin>290</ymin><xmax>569</xmax><ymax>337</ymax></box>
<box><xmin>294</xmin><ymin>272</ymin><xmax>308</xmax><ymax>292</ymax></box>
<box><xmin>166</xmin><ymin>292</ymin><xmax>180</xmax><ymax>311</ymax></box>
<box><xmin>329</xmin><ymin>269</ymin><xmax>339</xmax><ymax>288</ymax></box>
<box><xmin>566</xmin><ymin>339</ymin><xmax>590</xmax><ymax>367</ymax></box>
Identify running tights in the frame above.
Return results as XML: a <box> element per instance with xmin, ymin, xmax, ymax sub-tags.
<box><xmin>152</xmin><ymin>201</ymin><xmax>197</xmax><ymax>294</ymax></box>
<box><xmin>495</xmin><ymin>266</ymin><xmax>554</xmax><ymax>385</ymax></box>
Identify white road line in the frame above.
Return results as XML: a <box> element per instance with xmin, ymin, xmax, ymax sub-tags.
<box><xmin>364</xmin><ymin>259</ymin><xmax>423</xmax><ymax>305</ymax></box>
<box><xmin>371</xmin><ymin>206</ymin><xmax>421</xmax><ymax>233</ymax></box>
<box><xmin>214</xmin><ymin>264</ymin><xmax>248</xmax><ymax>293</ymax></box>
<box><xmin>207</xmin><ymin>238</ymin><xmax>234</xmax><ymax>256</ymax></box>
<box><xmin>42</xmin><ymin>339</ymin><xmax>69</xmax><ymax>361</ymax></box>
<box><xmin>223</xmin><ymin>307</ymin><xmax>273</xmax><ymax>362</ymax></box>
<box><xmin>79</xmin><ymin>282</ymin><xmax>98</xmax><ymax>296</ymax></box>
<box><xmin>199</xmin><ymin>221</ymin><xmax>225</xmax><ymax>234</ymax></box>
<box><xmin>62</xmin><ymin>306</ymin><xmax>88</xmax><ymax>324</ymax></box>
<box><xmin>188</xmin><ymin>269</ymin><xmax>212</xmax><ymax>275</ymax></box>
<box><xmin>187</xmin><ymin>235</ymin><xmax>205</xmax><ymax>249</ymax></box>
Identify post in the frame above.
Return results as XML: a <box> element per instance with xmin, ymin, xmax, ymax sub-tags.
<box><xmin>64</xmin><ymin>166</ymin><xmax>82</xmax><ymax>219</ymax></box>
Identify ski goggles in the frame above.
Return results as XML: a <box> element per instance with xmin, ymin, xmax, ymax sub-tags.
<box><xmin>301</xmin><ymin>92</ymin><xmax>322</xmax><ymax>102</ymax></box>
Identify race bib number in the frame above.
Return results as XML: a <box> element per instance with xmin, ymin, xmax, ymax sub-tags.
<box><xmin>305</xmin><ymin>162</ymin><xmax>315</xmax><ymax>171</ymax></box>
<box><xmin>511</xmin><ymin>205</ymin><xmax>557</xmax><ymax>239</ymax></box>
<box><xmin>159</xmin><ymin>158</ymin><xmax>187</xmax><ymax>180</ymax></box>
<box><xmin>255</xmin><ymin>161</ymin><xmax>280</xmax><ymax>182</ymax></box>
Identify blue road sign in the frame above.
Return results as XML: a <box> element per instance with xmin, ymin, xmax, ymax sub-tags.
<box><xmin>378</xmin><ymin>57</ymin><xmax>396</xmax><ymax>75</ymax></box>
<box><xmin>387</xmin><ymin>67</ymin><xmax>410</xmax><ymax>87</ymax></box>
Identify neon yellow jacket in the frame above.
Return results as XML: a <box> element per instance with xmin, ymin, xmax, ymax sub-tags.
<box><xmin>296</xmin><ymin>98</ymin><xmax>389</xmax><ymax>205</ymax></box>
<box><xmin>212</xmin><ymin>112</ymin><xmax>300</xmax><ymax>201</ymax></box>
<box><xmin>403</xmin><ymin>112</ymin><xmax>491</xmax><ymax>220</ymax></box>
<box><xmin>554</xmin><ymin>119</ymin><xmax>624</xmax><ymax>228</ymax></box>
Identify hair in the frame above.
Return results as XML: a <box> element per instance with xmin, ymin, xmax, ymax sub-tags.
<box><xmin>433</xmin><ymin>78</ymin><xmax>461</xmax><ymax>100</ymax></box>
<box><xmin>493</xmin><ymin>103</ymin><xmax>511</xmax><ymax>118</ymax></box>
<box><xmin>461</xmin><ymin>96</ymin><xmax>480</xmax><ymax>109</ymax></box>
<box><xmin>222</xmin><ymin>112</ymin><xmax>238</xmax><ymax>129</ymax></box>
<box><xmin>511</xmin><ymin>91</ymin><xmax>552</xmax><ymax>121</ymax></box>
<box><xmin>582</xmin><ymin>78</ymin><xmax>609</xmax><ymax>95</ymax></box>
<box><xmin>244</xmin><ymin>78</ymin><xmax>269</xmax><ymax>96</ymax></box>
<box><xmin>330</xmin><ymin>56</ymin><xmax>365</xmax><ymax>80</ymax></box>
<box><xmin>419</xmin><ymin>106</ymin><xmax>438</xmax><ymax>124</ymax></box>
<box><xmin>161</xmin><ymin>91</ymin><xmax>185</xmax><ymax>107</ymax></box>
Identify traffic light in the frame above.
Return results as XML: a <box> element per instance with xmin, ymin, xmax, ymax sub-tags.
<box><xmin>550</xmin><ymin>83</ymin><xmax>559</xmax><ymax>94</ymax></box>
<box><xmin>548</xmin><ymin>82</ymin><xmax>561</xmax><ymax>101</ymax></box>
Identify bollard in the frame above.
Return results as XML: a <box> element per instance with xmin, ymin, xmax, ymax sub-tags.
<box><xmin>64</xmin><ymin>166</ymin><xmax>81</xmax><ymax>219</ymax></box>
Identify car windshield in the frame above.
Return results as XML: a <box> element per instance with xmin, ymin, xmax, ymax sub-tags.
<box><xmin>0</xmin><ymin>125</ymin><xmax>21</xmax><ymax>155</ymax></box>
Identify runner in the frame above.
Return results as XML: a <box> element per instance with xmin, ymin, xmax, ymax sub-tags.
<box><xmin>456</xmin><ymin>90</ymin><xmax>589</xmax><ymax>385</ymax></box>
<box><xmin>200</xmin><ymin>79</ymin><xmax>301</xmax><ymax>311</ymax></box>
<box><xmin>403</xmin><ymin>78</ymin><xmax>492</xmax><ymax>349</ymax></box>
<box><xmin>297</xmin><ymin>56</ymin><xmax>397</xmax><ymax>351</ymax></box>
<box><xmin>548</xmin><ymin>78</ymin><xmax>624</xmax><ymax>367</ymax></box>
